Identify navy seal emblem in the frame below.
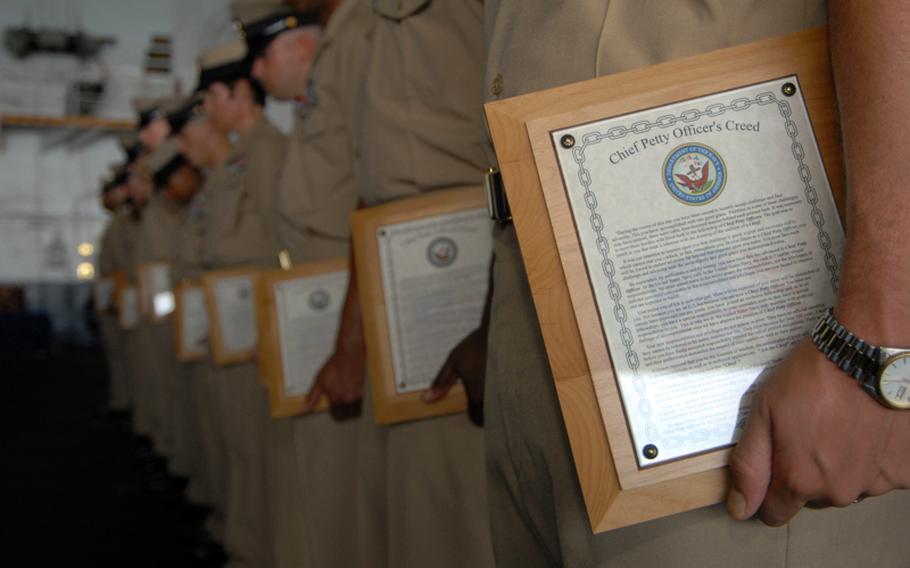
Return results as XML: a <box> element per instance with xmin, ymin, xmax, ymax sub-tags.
<box><xmin>308</xmin><ymin>289</ymin><xmax>330</xmax><ymax>311</ymax></box>
<box><xmin>426</xmin><ymin>237</ymin><xmax>458</xmax><ymax>268</ymax></box>
<box><xmin>662</xmin><ymin>143</ymin><xmax>726</xmax><ymax>205</ymax></box>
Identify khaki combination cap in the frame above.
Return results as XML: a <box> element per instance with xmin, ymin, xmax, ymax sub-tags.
<box><xmin>196</xmin><ymin>39</ymin><xmax>253</xmax><ymax>92</ymax></box>
<box><xmin>133</xmin><ymin>96</ymin><xmax>187</xmax><ymax>129</ymax></box>
<box><xmin>232</xmin><ymin>1</ymin><xmax>321</xmax><ymax>58</ymax></box>
<box><xmin>144</xmin><ymin>138</ymin><xmax>187</xmax><ymax>191</ymax></box>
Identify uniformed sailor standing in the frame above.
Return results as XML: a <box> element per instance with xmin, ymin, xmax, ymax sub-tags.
<box><xmin>113</xmin><ymin>160</ymin><xmax>142</xmax><ymax>434</ymax></box>
<box><xmin>239</xmin><ymin>1</ymin><xmax>382</xmax><ymax>565</ymax></box>
<box><xmin>146</xmin><ymin>136</ymin><xmax>212</xmax><ymax>517</ymax></box>
<box><xmin>313</xmin><ymin>1</ymin><xmax>496</xmax><ymax>566</ymax></box>
<box><xmin>131</xmin><ymin>139</ymin><xmax>194</xmax><ymax>480</ymax></box>
<box><xmin>479</xmin><ymin>1</ymin><xmax>910</xmax><ymax>567</ymax></box>
<box><xmin>121</xmin><ymin>97</ymin><xmax>197</xmax><ymax>475</ymax></box>
<box><xmin>195</xmin><ymin>38</ymin><xmax>288</xmax><ymax>568</ymax></box>
<box><xmin>97</xmin><ymin>169</ymin><xmax>132</xmax><ymax>415</ymax></box>
<box><xmin>177</xmin><ymin>100</ymin><xmax>235</xmax><ymax>549</ymax></box>
<box><xmin>122</xmin><ymin>142</ymin><xmax>162</xmax><ymax>456</ymax></box>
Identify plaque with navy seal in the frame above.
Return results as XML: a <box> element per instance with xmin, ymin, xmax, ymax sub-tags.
<box><xmin>352</xmin><ymin>187</ymin><xmax>492</xmax><ymax>425</ymax></box>
<box><xmin>201</xmin><ymin>267</ymin><xmax>261</xmax><ymax>366</ymax></box>
<box><xmin>485</xmin><ymin>28</ymin><xmax>846</xmax><ymax>532</ymax></box>
<box><xmin>256</xmin><ymin>258</ymin><xmax>346</xmax><ymax>418</ymax></box>
<box><xmin>138</xmin><ymin>262</ymin><xmax>175</xmax><ymax>322</ymax></box>
<box><xmin>118</xmin><ymin>284</ymin><xmax>140</xmax><ymax>330</ymax></box>
<box><xmin>174</xmin><ymin>282</ymin><xmax>209</xmax><ymax>362</ymax></box>
<box><xmin>94</xmin><ymin>277</ymin><xmax>115</xmax><ymax>313</ymax></box>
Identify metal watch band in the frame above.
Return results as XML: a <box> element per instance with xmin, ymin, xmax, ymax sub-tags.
<box><xmin>811</xmin><ymin>308</ymin><xmax>881</xmax><ymax>392</ymax></box>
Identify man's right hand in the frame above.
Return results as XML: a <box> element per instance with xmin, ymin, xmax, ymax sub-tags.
<box><xmin>422</xmin><ymin>326</ymin><xmax>488</xmax><ymax>426</ymax></box>
<box><xmin>304</xmin><ymin>343</ymin><xmax>365</xmax><ymax>421</ymax></box>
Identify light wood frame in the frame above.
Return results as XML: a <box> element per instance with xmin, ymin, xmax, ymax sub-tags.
<box><xmin>94</xmin><ymin>277</ymin><xmax>115</xmax><ymax>313</ymax></box>
<box><xmin>173</xmin><ymin>282</ymin><xmax>208</xmax><ymax>362</ymax></box>
<box><xmin>111</xmin><ymin>269</ymin><xmax>128</xmax><ymax>311</ymax></box>
<box><xmin>200</xmin><ymin>266</ymin><xmax>262</xmax><ymax>367</ymax></box>
<box><xmin>352</xmin><ymin>186</ymin><xmax>488</xmax><ymax>425</ymax></box>
<box><xmin>137</xmin><ymin>261</ymin><xmax>173</xmax><ymax>323</ymax></box>
<box><xmin>117</xmin><ymin>283</ymin><xmax>140</xmax><ymax>330</ymax></box>
<box><xmin>256</xmin><ymin>260</ymin><xmax>342</xmax><ymax>417</ymax></box>
<box><xmin>484</xmin><ymin>28</ymin><xmax>845</xmax><ymax>533</ymax></box>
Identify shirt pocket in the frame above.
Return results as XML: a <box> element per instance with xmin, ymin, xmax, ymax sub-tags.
<box><xmin>372</xmin><ymin>0</ymin><xmax>431</xmax><ymax>20</ymax></box>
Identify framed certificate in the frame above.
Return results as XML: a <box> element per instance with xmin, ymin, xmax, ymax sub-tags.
<box><xmin>201</xmin><ymin>266</ymin><xmax>261</xmax><ymax>367</ymax></box>
<box><xmin>111</xmin><ymin>269</ymin><xmax>128</xmax><ymax>310</ymax></box>
<box><xmin>118</xmin><ymin>284</ymin><xmax>140</xmax><ymax>330</ymax></box>
<box><xmin>173</xmin><ymin>282</ymin><xmax>209</xmax><ymax>362</ymax></box>
<box><xmin>256</xmin><ymin>259</ymin><xmax>345</xmax><ymax>417</ymax></box>
<box><xmin>94</xmin><ymin>277</ymin><xmax>115</xmax><ymax>313</ymax></box>
<box><xmin>352</xmin><ymin>187</ymin><xmax>492</xmax><ymax>425</ymax></box>
<box><xmin>138</xmin><ymin>262</ymin><xmax>175</xmax><ymax>322</ymax></box>
<box><xmin>484</xmin><ymin>28</ymin><xmax>845</xmax><ymax>532</ymax></box>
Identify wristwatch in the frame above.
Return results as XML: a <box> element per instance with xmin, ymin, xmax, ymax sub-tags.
<box><xmin>811</xmin><ymin>308</ymin><xmax>910</xmax><ymax>409</ymax></box>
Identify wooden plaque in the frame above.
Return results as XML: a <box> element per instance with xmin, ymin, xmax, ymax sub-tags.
<box><xmin>94</xmin><ymin>277</ymin><xmax>115</xmax><ymax>313</ymax></box>
<box><xmin>173</xmin><ymin>282</ymin><xmax>209</xmax><ymax>362</ymax></box>
<box><xmin>352</xmin><ymin>186</ymin><xmax>492</xmax><ymax>425</ymax></box>
<box><xmin>484</xmin><ymin>28</ymin><xmax>845</xmax><ymax>532</ymax></box>
<box><xmin>118</xmin><ymin>283</ymin><xmax>140</xmax><ymax>330</ymax></box>
<box><xmin>255</xmin><ymin>260</ymin><xmax>345</xmax><ymax>417</ymax></box>
<box><xmin>200</xmin><ymin>266</ymin><xmax>262</xmax><ymax>367</ymax></box>
<box><xmin>111</xmin><ymin>269</ymin><xmax>128</xmax><ymax>311</ymax></box>
<box><xmin>137</xmin><ymin>262</ymin><xmax>174</xmax><ymax>323</ymax></box>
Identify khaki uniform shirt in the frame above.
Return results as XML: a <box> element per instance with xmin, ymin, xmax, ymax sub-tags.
<box><xmin>98</xmin><ymin>212</ymin><xmax>124</xmax><ymax>277</ymax></box>
<box><xmin>276</xmin><ymin>0</ymin><xmax>372</xmax><ymax>264</ymax></box>
<box><xmin>203</xmin><ymin>117</ymin><xmax>287</xmax><ymax>269</ymax></box>
<box><xmin>171</xmin><ymin>191</ymin><xmax>207</xmax><ymax>284</ymax></box>
<box><xmin>134</xmin><ymin>194</ymin><xmax>188</xmax><ymax>266</ymax></box>
<box><xmin>356</xmin><ymin>0</ymin><xmax>487</xmax><ymax>205</ymax></box>
<box><xmin>110</xmin><ymin>211</ymin><xmax>140</xmax><ymax>280</ymax></box>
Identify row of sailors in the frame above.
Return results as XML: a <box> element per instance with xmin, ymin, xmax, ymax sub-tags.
<box><xmin>93</xmin><ymin>1</ymin><xmax>910</xmax><ymax>567</ymax></box>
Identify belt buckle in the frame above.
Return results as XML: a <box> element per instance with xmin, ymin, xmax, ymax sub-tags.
<box><xmin>484</xmin><ymin>168</ymin><xmax>511</xmax><ymax>223</ymax></box>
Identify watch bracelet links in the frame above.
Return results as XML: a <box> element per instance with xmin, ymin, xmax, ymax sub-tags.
<box><xmin>811</xmin><ymin>308</ymin><xmax>881</xmax><ymax>393</ymax></box>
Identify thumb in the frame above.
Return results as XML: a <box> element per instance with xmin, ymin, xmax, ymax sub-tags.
<box><xmin>727</xmin><ymin>404</ymin><xmax>773</xmax><ymax>520</ymax></box>
<box><xmin>302</xmin><ymin>382</ymin><xmax>324</xmax><ymax>414</ymax></box>
<box><xmin>423</xmin><ymin>357</ymin><xmax>458</xmax><ymax>403</ymax></box>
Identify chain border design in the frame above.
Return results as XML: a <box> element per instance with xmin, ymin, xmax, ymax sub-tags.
<box><xmin>564</xmin><ymin>79</ymin><xmax>840</xmax><ymax>462</ymax></box>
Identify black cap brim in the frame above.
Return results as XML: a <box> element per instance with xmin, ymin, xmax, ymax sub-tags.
<box><xmin>242</xmin><ymin>11</ymin><xmax>321</xmax><ymax>59</ymax></box>
<box><xmin>153</xmin><ymin>154</ymin><xmax>189</xmax><ymax>191</ymax></box>
<box><xmin>196</xmin><ymin>58</ymin><xmax>254</xmax><ymax>92</ymax></box>
<box><xmin>166</xmin><ymin>98</ymin><xmax>204</xmax><ymax>135</ymax></box>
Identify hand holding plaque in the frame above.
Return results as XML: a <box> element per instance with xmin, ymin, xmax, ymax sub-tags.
<box><xmin>485</xmin><ymin>28</ymin><xmax>848</xmax><ymax>531</ymax></box>
<box><xmin>352</xmin><ymin>186</ymin><xmax>492</xmax><ymax>425</ymax></box>
<box><xmin>257</xmin><ymin>259</ymin><xmax>346</xmax><ymax>418</ymax></box>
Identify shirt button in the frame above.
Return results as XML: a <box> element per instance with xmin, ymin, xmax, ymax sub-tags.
<box><xmin>491</xmin><ymin>73</ymin><xmax>503</xmax><ymax>97</ymax></box>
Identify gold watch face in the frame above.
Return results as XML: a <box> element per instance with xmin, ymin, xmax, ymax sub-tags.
<box><xmin>878</xmin><ymin>354</ymin><xmax>910</xmax><ymax>409</ymax></box>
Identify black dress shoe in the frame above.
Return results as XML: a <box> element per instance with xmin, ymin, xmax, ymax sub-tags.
<box><xmin>145</xmin><ymin>471</ymin><xmax>187</xmax><ymax>496</ymax></box>
<box><xmin>175</xmin><ymin>501</ymin><xmax>211</xmax><ymax>525</ymax></box>
<box><xmin>190</xmin><ymin>536</ymin><xmax>227</xmax><ymax>566</ymax></box>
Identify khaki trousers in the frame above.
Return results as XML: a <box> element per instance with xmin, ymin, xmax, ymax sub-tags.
<box><xmin>386</xmin><ymin>413</ymin><xmax>495</xmax><ymax>568</ymax></box>
<box><xmin>176</xmin><ymin>360</ymin><xmax>208</xmax><ymax>505</ymax></box>
<box><xmin>355</xmin><ymin>377</ymin><xmax>389</xmax><ymax>568</ymax></box>
<box><xmin>99</xmin><ymin>313</ymin><xmax>131</xmax><ymax>411</ymax></box>
<box><xmin>486</xmin><ymin>223</ymin><xmax>910</xmax><ymax>567</ymax></box>
<box><xmin>131</xmin><ymin>323</ymin><xmax>157</xmax><ymax>441</ymax></box>
<box><xmin>196</xmin><ymin>358</ymin><xmax>227</xmax><ymax>516</ymax></box>
<box><xmin>292</xmin><ymin>411</ymin><xmax>362</xmax><ymax>567</ymax></box>
<box><xmin>121</xmin><ymin>327</ymin><xmax>141</xmax><ymax>427</ymax></box>
<box><xmin>215</xmin><ymin>362</ymin><xmax>274</xmax><ymax>568</ymax></box>
<box><xmin>270</xmin><ymin>417</ymin><xmax>308</xmax><ymax>568</ymax></box>
<box><xmin>147</xmin><ymin>323</ymin><xmax>183</xmax><ymax>474</ymax></box>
